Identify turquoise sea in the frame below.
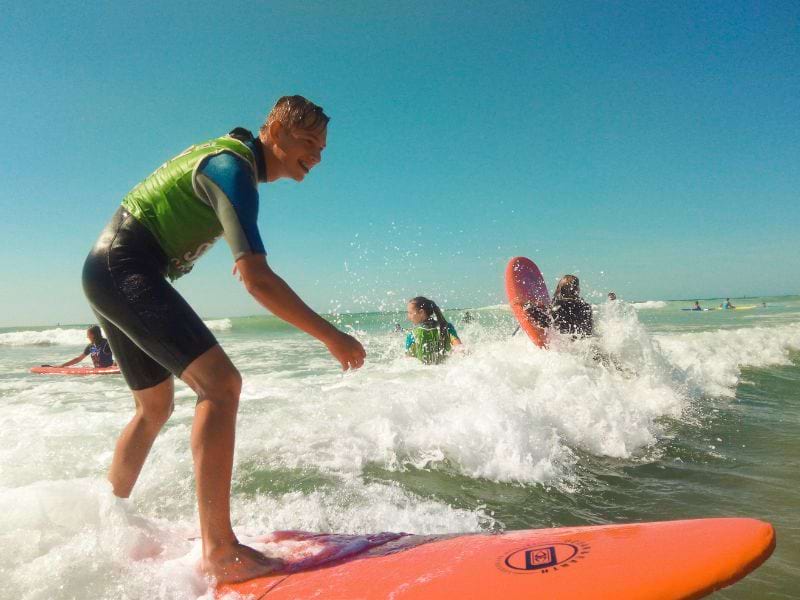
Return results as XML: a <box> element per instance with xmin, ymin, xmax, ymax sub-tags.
<box><xmin>1</xmin><ymin>295</ymin><xmax>799</xmax><ymax>599</ymax></box>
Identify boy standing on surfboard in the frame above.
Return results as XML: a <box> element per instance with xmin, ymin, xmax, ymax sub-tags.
<box><xmin>82</xmin><ymin>96</ymin><xmax>365</xmax><ymax>583</ymax></box>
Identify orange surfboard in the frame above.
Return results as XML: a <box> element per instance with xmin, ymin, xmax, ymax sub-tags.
<box><xmin>505</xmin><ymin>256</ymin><xmax>550</xmax><ymax>347</ymax></box>
<box><xmin>218</xmin><ymin>518</ymin><xmax>774</xmax><ymax>599</ymax></box>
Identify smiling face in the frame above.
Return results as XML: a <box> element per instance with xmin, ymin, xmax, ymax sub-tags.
<box><xmin>260</xmin><ymin>95</ymin><xmax>329</xmax><ymax>183</ymax></box>
<box><xmin>274</xmin><ymin>123</ymin><xmax>327</xmax><ymax>182</ymax></box>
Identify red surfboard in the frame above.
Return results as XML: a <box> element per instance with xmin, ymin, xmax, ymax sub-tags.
<box><xmin>505</xmin><ymin>256</ymin><xmax>550</xmax><ymax>347</ymax></box>
<box><xmin>217</xmin><ymin>518</ymin><xmax>775</xmax><ymax>600</ymax></box>
<box><xmin>30</xmin><ymin>365</ymin><xmax>121</xmax><ymax>375</ymax></box>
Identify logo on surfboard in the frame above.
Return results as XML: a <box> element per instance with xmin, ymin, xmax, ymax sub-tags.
<box><xmin>498</xmin><ymin>541</ymin><xmax>590</xmax><ymax>574</ymax></box>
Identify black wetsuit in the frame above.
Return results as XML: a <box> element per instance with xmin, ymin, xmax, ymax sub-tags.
<box><xmin>551</xmin><ymin>298</ymin><xmax>593</xmax><ymax>338</ymax></box>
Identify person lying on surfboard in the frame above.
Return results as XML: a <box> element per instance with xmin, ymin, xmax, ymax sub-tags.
<box><xmin>81</xmin><ymin>96</ymin><xmax>366</xmax><ymax>584</ymax></box>
<box><xmin>52</xmin><ymin>325</ymin><xmax>115</xmax><ymax>369</ymax></box>
<box><xmin>405</xmin><ymin>297</ymin><xmax>462</xmax><ymax>364</ymax></box>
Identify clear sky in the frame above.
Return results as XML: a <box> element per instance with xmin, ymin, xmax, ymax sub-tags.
<box><xmin>1</xmin><ymin>1</ymin><xmax>798</xmax><ymax>326</ymax></box>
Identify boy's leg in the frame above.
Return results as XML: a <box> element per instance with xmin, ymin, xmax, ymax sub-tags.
<box><xmin>181</xmin><ymin>344</ymin><xmax>282</xmax><ymax>583</ymax></box>
<box><xmin>108</xmin><ymin>376</ymin><xmax>175</xmax><ymax>497</ymax></box>
<box><xmin>83</xmin><ymin>210</ymin><xmax>275</xmax><ymax>581</ymax></box>
<box><xmin>93</xmin><ymin>311</ymin><xmax>176</xmax><ymax>498</ymax></box>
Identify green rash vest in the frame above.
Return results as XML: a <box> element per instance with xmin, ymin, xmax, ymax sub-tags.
<box><xmin>121</xmin><ymin>133</ymin><xmax>266</xmax><ymax>280</ymax></box>
<box><xmin>408</xmin><ymin>323</ymin><xmax>454</xmax><ymax>365</ymax></box>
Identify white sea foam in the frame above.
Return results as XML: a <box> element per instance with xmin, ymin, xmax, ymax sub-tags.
<box><xmin>3</xmin><ymin>302</ymin><xmax>799</xmax><ymax>598</ymax></box>
<box><xmin>0</xmin><ymin>320</ymin><xmax>231</xmax><ymax>348</ymax></box>
<box><xmin>203</xmin><ymin>318</ymin><xmax>233</xmax><ymax>332</ymax></box>
<box><xmin>0</xmin><ymin>327</ymin><xmax>88</xmax><ymax>346</ymax></box>
<box><xmin>0</xmin><ymin>472</ymin><xmax>490</xmax><ymax>599</ymax></box>
<box><xmin>473</xmin><ymin>303</ymin><xmax>511</xmax><ymax>311</ymax></box>
<box><xmin>228</xmin><ymin>306</ymin><xmax>691</xmax><ymax>487</ymax></box>
<box><xmin>0</xmin><ymin>480</ymin><xmax>205</xmax><ymax>599</ymax></box>
<box><xmin>631</xmin><ymin>300</ymin><xmax>668</xmax><ymax>310</ymax></box>
<box><xmin>654</xmin><ymin>323</ymin><xmax>800</xmax><ymax>397</ymax></box>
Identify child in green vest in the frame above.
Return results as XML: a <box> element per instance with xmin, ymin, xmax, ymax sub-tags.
<box><xmin>405</xmin><ymin>297</ymin><xmax>462</xmax><ymax>364</ymax></box>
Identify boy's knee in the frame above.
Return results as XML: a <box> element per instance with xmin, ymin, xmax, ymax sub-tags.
<box><xmin>200</xmin><ymin>367</ymin><xmax>242</xmax><ymax>403</ymax></box>
<box><xmin>221</xmin><ymin>367</ymin><xmax>242</xmax><ymax>398</ymax></box>
<box><xmin>141</xmin><ymin>400</ymin><xmax>174</xmax><ymax>427</ymax></box>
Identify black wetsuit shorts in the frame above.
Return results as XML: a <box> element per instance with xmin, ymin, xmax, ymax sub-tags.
<box><xmin>82</xmin><ymin>208</ymin><xmax>218</xmax><ymax>390</ymax></box>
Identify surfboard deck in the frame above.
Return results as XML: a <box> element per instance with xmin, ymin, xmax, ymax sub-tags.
<box><xmin>217</xmin><ymin>518</ymin><xmax>774</xmax><ymax>600</ymax></box>
<box><xmin>29</xmin><ymin>365</ymin><xmax>121</xmax><ymax>375</ymax></box>
<box><xmin>505</xmin><ymin>256</ymin><xmax>550</xmax><ymax>347</ymax></box>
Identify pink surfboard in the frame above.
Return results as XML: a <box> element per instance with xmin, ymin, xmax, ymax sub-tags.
<box><xmin>505</xmin><ymin>256</ymin><xmax>550</xmax><ymax>347</ymax></box>
<box><xmin>30</xmin><ymin>365</ymin><xmax>121</xmax><ymax>375</ymax></box>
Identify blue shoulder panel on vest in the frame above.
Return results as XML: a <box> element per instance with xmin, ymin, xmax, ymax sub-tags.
<box><xmin>198</xmin><ymin>152</ymin><xmax>266</xmax><ymax>255</ymax></box>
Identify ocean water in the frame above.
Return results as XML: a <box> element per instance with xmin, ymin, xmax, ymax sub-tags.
<box><xmin>1</xmin><ymin>296</ymin><xmax>799</xmax><ymax>599</ymax></box>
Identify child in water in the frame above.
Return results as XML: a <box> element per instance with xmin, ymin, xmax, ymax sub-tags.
<box><xmin>405</xmin><ymin>297</ymin><xmax>462</xmax><ymax>364</ymax></box>
<box><xmin>550</xmin><ymin>275</ymin><xmax>593</xmax><ymax>338</ymax></box>
<box><xmin>54</xmin><ymin>325</ymin><xmax>115</xmax><ymax>368</ymax></box>
<box><xmin>520</xmin><ymin>275</ymin><xmax>593</xmax><ymax>339</ymax></box>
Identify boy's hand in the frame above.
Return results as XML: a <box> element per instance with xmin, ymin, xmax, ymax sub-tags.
<box><xmin>325</xmin><ymin>331</ymin><xmax>366</xmax><ymax>371</ymax></box>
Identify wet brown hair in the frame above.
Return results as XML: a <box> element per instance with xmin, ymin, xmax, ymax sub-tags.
<box><xmin>260</xmin><ymin>95</ymin><xmax>329</xmax><ymax>139</ymax></box>
<box><xmin>553</xmin><ymin>275</ymin><xmax>581</xmax><ymax>302</ymax></box>
<box><xmin>410</xmin><ymin>296</ymin><xmax>449</xmax><ymax>343</ymax></box>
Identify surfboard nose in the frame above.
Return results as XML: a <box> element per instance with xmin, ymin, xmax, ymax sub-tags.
<box><xmin>732</xmin><ymin>517</ymin><xmax>776</xmax><ymax>566</ymax></box>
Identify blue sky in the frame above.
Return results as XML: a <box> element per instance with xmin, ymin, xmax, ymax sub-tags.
<box><xmin>1</xmin><ymin>1</ymin><xmax>798</xmax><ymax>326</ymax></box>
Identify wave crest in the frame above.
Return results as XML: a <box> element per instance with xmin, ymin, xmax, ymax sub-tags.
<box><xmin>0</xmin><ymin>328</ymin><xmax>88</xmax><ymax>346</ymax></box>
<box><xmin>203</xmin><ymin>318</ymin><xmax>233</xmax><ymax>332</ymax></box>
<box><xmin>631</xmin><ymin>300</ymin><xmax>668</xmax><ymax>310</ymax></box>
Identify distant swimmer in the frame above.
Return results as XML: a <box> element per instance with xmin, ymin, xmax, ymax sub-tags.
<box><xmin>52</xmin><ymin>325</ymin><xmax>115</xmax><ymax>368</ymax></box>
<box><xmin>394</xmin><ymin>323</ymin><xmax>404</xmax><ymax>333</ymax></box>
<box><xmin>463</xmin><ymin>311</ymin><xmax>474</xmax><ymax>324</ymax></box>
<box><xmin>724</xmin><ymin>298</ymin><xmax>736</xmax><ymax>309</ymax></box>
<box><xmin>405</xmin><ymin>296</ymin><xmax>462</xmax><ymax>364</ymax></box>
<box><xmin>607</xmin><ymin>291</ymin><xmax>617</xmax><ymax>301</ymax></box>
<box><xmin>80</xmin><ymin>96</ymin><xmax>365</xmax><ymax>584</ymax></box>
<box><xmin>693</xmin><ymin>301</ymin><xmax>703</xmax><ymax>311</ymax></box>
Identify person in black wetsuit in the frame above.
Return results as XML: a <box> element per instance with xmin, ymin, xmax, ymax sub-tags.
<box><xmin>56</xmin><ymin>325</ymin><xmax>115</xmax><ymax>368</ymax></box>
<box><xmin>515</xmin><ymin>275</ymin><xmax>592</xmax><ymax>341</ymax></box>
<box><xmin>81</xmin><ymin>96</ymin><xmax>365</xmax><ymax>584</ymax></box>
<box><xmin>551</xmin><ymin>275</ymin><xmax>593</xmax><ymax>338</ymax></box>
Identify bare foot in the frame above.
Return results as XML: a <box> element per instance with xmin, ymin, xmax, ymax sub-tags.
<box><xmin>203</xmin><ymin>542</ymin><xmax>284</xmax><ymax>584</ymax></box>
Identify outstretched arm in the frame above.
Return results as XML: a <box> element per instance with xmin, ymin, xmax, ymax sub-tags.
<box><xmin>235</xmin><ymin>254</ymin><xmax>366</xmax><ymax>370</ymax></box>
<box><xmin>59</xmin><ymin>353</ymin><xmax>87</xmax><ymax>368</ymax></box>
